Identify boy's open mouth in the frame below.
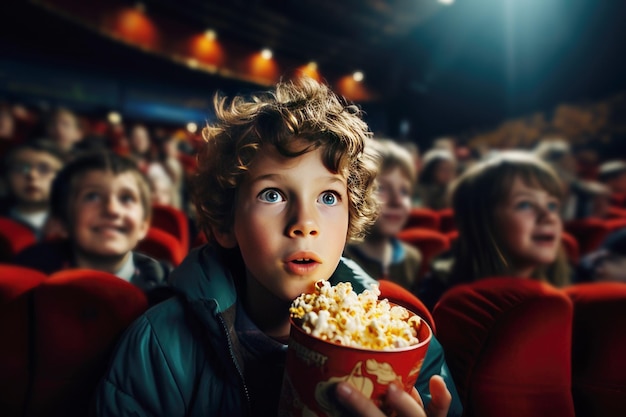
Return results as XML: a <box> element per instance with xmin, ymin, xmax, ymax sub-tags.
<box><xmin>292</xmin><ymin>258</ymin><xmax>315</xmax><ymax>264</ymax></box>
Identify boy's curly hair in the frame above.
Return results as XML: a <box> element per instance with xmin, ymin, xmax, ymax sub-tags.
<box><xmin>193</xmin><ymin>77</ymin><xmax>380</xmax><ymax>246</ymax></box>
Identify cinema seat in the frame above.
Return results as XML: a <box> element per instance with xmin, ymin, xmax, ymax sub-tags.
<box><xmin>0</xmin><ymin>265</ymin><xmax>47</xmax><ymax>417</ymax></box>
<box><xmin>397</xmin><ymin>228</ymin><xmax>450</xmax><ymax>278</ymax></box>
<box><xmin>438</xmin><ymin>208</ymin><xmax>456</xmax><ymax>234</ymax></box>
<box><xmin>28</xmin><ymin>269</ymin><xmax>148</xmax><ymax>417</ymax></box>
<box><xmin>564</xmin><ymin>218</ymin><xmax>611</xmax><ymax>256</ymax></box>
<box><xmin>564</xmin><ymin>282</ymin><xmax>626</xmax><ymax>417</ymax></box>
<box><xmin>136</xmin><ymin>227</ymin><xmax>186</xmax><ymax>266</ymax></box>
<box><xmin>433</xmin><ymin>277</ymin><xmax>575</xmax><ymax>417</ymax></box>
<box><xmin>404</xmin><ymin>207</ymin><xmax>441</xmax><ymax>230</ymax></box>
<box><xmin>151</xmin><ymin>204</ymin><xmax>190</xmax><ymax>253</ymax></box>
<box><xmin>0</xmin><ymin>216</ymin><xmax>37</xmax><ymax>262</ymax></box>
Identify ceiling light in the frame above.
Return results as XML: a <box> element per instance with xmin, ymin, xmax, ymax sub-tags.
<box><xmin>261</xmin><ymin>48</ymin><xmax>273</xmax><ymax>60</ymax></box>
<box><xmin>107</xmin><ymin>111</ymin><xmax>122</xmax><ymax>124</ymax></box>
<box><xmin>204</xmin><ymin>29</ymin><xmax>216</xmax><ymax>40</ymax></box>
<box><xmin>353</xmin><ymin>71</ymin><xmax>364</xmax><ymax>82</ymax></box>
<box><xmin>438</xmin><ymin>0</ymin><xmax>454</xmax><ymax>5</ymax></box>
<box><xmin>186</xmin><ymin>122</ymin><xmax>198</xmax><ymax>133</ymax></box>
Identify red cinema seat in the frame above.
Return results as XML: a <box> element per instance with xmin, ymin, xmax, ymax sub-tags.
<box><xmin>378</xmin><ymin>279</ymin><xmax>436</xmax><ymax>335</ymax></box>
<box><xmin>432</xmin><ymin>278</ymin><xmax>575</xmax><ymax>417</ymax></box>
<box><xmin>404</xmin><ymin>207</ymin><xmax>440</xmax><ymax>230</ymax></box>
<box><xmin>28</xmin><ymin>269</ymin><xmax>148</xmax><ymax>417</ymax></box>
<box><xmin>0</xmin><ymin>265</ymin><xmax>47</xmax><ymax>417</ymax></box>
<box><xmin>438</xmin><ymin>208</ymin><xmax>456</xmax><ymax>234</ymax></box>
<box><xmin>397</xmin><ymin>228</ymin><xmax>450</xmax><ymax>278</ymax></box>
<box><xmin>136</xmin><ymin>227</ymin><xmax>186</xmax><ymax>266</ymax></box>
<box><xmin>0</xmin><ymin>216</ymin><xmax>37</xmax><ymax>262</ymax></box>
<box><xmin>151</xmin><ymin>204</ymin><xmax>190</xmax><ymax>253</ymax></box>
<box><xmin>565</xmin><ymin>218</ymin><xmax>611</xmax><ymax>256</ymax></box>
<box><xmin>564</xmin><ymin>283</ymin><xmax>626</xmax><ymax>417</ymax></box>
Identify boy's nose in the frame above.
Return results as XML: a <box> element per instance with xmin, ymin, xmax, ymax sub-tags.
<box><xmin>103</xmin><ymin>197</ymin><xmax>121</xmax><ymax>215</ymax></box>
<box><xmin>287</xmin><ymin>204</ymin><xmax>319</xmax><ymax>238</ymax></box>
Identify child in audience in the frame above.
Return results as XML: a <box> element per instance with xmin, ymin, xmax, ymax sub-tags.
<box><xmin>415</xmin><ymin>149</ymin><xmax>456</xmax><ymax>210</ymax></box>
<box><xmin>419</xmin><ymin>151</ymin><xmax>570</xmax><ymax>309</ymax></box>
<box><xmin>598</xmin><ymin>160</ymin><xmax>626</xmax><ymax>206</ymax></box>
<box><xmin>94</xmin><ymin>77</ymin><xmax>461</xmax><ymax>417</ymax></box>
<box><xmin>46</xmin><ymin>107</ymin><xmax>84</xmax><ymax>153</ymax></box>
<box><xmin>13</xmin><ymin>151</ymin><xmax>170</xmax><ymax>294</ymax></box>
<box><xmin>1</xmin><ymin>139</ymin><xmax>65</xmax><ymax>238</ymax></box>
<box><xmin>344</xmin><ymin>138</ymin><xmax>423</xmax><ymax>291</ymax></box>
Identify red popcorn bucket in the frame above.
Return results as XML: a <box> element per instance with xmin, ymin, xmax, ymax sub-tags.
<box><xmin>278</xmin><ymin>311</ymin><xmax>432</xmax><ymax>417</ymax></box>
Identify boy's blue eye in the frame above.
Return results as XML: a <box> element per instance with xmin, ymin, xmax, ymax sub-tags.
<box><xmin>547</xmin><ymin>201</ymin><xmax>559</xmax><ymax>212</ymax></box>
<box><xmin>319</xmin><ymin>191</ymin><xmax>339</xmax><ymax>206</ymax></box>
<box><xmin>258</xmin><ymin>189</ymin><xmax>284</xmax><ymax>203</ymax></box>
<box><xmin>120</xmin><ymin>193</ymin><xmax>137</xmax><ymax>204</ymax></box>
<box><xmin>515</xmin><ymin>201</ymin><xmax>532</xmax><ymax>210</ymax></box>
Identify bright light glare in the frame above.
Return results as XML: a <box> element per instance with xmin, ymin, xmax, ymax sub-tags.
<box><xmin>204</xmin><ymin>29</ymin><xmax>216</xmax><ymax>40</ymax></box>
<box><xmin>353</xmin><ymin>71</ymin><xmax>364</xmax><ymax>82</ymax></box>
<box><xmin>186</xmin><ymin>122</ymin><xmax>198</xmax><ymax>133</ymax></box>
<box><xmin>439</xmin><ymin>0</ymin><xmax>454</xmax><ymax>5</ymax></box>
<box><xmin>261</xmin><ymin>48</ymin><xmax>273</xmax><ymax>60</ymax></box>
<box><xmin>107</xmin><ymin>111</ymin><xmax>122</xmax><ymax>124</ymax></box>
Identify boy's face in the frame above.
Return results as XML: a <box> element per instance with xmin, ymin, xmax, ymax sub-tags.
<box><xmin>50</xmin><ymin>112</ymin><xmax>81</xmax><ymax>150</ymax></box>
<box><xmin>374</xmin><ymin>167</ymin><xmax>412</xmax><ymax>237</ymax></box>
<box><xmin>222</xmin><ymin>144</ymin><xmax>350</xmax><ymax>302</ymax></box>
<box><xmin>7</xmin><ymin>149</ymin><xmax>63</xmax><ymax>206</ymax></box>
<box><xmin>69</xmin><ymin>171</ymin><xmax>150</xmax><ymax>258</ymax></box>
<box><xmin>493</xmin><ymin>176</ymin><xmax>562</xmax><ymax>275</ymax></box>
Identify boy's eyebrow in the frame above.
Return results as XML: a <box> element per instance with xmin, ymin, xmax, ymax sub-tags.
<box><xmin>249</xmin><ymin>173</ymin><xmax>346</xmax><ymax>186</ymax></box>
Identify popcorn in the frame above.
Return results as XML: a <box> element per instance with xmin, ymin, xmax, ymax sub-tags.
<box><xmin>290</xmin><ymin>281</ymin><xmax>422</xmax><ymax>351</ymax></box>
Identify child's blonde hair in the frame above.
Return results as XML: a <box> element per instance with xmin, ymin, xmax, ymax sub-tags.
<box><xmin>193</xmin><ymin>77</ymin><xmax>380</xmax><ymax>245</ymax></box>
<box><xmin>369</xmin><ymin>138</ymin><xmax>417</xmax><ymax>186</ymax></box>
<box><xmin>450</xmin><ymin>151</ymin><xmax>570</xmax><ymax>286</ymax></box>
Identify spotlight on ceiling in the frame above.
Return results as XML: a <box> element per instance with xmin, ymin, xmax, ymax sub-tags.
<box><xmin>261</xmin><ymin>48</ymin><xmax>273</xmax><ymax>60</ymax></box>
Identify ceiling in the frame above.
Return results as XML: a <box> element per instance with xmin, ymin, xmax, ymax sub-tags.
<box><xmin>2</xmin><ymin>0</ymin><xmax>626</xmax><ymax>141</ymax></box>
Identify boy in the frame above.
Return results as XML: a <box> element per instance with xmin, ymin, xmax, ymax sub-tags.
<box><xmin>344</xmin><ymin>139</ymin><xmax>423</xmax><ymax>291</ymax></box>
<box><xmin>13</xmin><ymin>151</ymin><xmax>170</xmax><ymax>294</ymax></box>
<box><xmin>1</xmin><ymin>139</ymin><xmax>65</xmax><ymax>239</ymax></box>
<box><xmin>46</xmin><ymin>107</ymin><xmax>84</xmax><ymax>153</ymax></box>
<box><xmin>94</xmin><ymin>77</ymin><xmax>461</xmax><ymax>416</ymax></box>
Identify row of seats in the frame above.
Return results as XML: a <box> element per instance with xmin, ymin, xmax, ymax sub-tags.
<box><xmin>2</xmin><ymin>265</ymin><xmax>623</xmax><ymax>416</ymax></box>
<box><xmin>0</xmin><ymin>204</ymin><xmax>191</xmax><ymax>266</ymax></box>
<box><xmin>433</xmin><ymin>278</ymin><xmax>626</xmax><ymax>417</ymax></box>
<box><xmin>406</xmin><ymin>207</ymin><xmax>626</xmax><ymax>257</ymax></box>
<box><xmin>396</xmin><ymin>227</ymin><xmax>581</xmax><ymax>278</ymax></box>
<box><xmin>0</xmin><ymin>265</ymin><xmax>148</xmax><ymax>417</ymax></box>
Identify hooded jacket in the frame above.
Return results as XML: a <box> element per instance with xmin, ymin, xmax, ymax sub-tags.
<box><xmin>95</xmin><ymin>245</ymin><xmax>462</xmax><ymax>416</ymax></box>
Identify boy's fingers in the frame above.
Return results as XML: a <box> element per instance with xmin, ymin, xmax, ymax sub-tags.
<box><xmin>426</xmin><ymin>375</ymin><xmax>452</xmax><ymax>417</ymax></box>
<box><xmin>334</xmin><ymin>381</ymin><xmax>384</xmax><ymax>417</ymax></box>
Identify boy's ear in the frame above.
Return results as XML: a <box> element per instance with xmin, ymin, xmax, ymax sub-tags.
<box><xmin>212</xmin><ymin>227</ymin><xmax>238</xmax><ymax>249</ymax></box>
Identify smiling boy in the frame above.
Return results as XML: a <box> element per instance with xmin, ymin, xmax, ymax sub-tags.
<box><xmin>95</xmin><ymin>77</ymin><xmax>461</xmax><ymax>417</ymax></box>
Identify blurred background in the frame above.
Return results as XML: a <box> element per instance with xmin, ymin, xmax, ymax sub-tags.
<box><xmin>1</xmin><ymin>0</ymin><xmax>625</xmax><ymax>151</ymax></box>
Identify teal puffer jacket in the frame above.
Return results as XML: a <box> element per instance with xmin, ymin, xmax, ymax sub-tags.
<box><xmin>95</xmin><ymin>246</ymin><xmax>463</xmax><ymax>416</ymax></box>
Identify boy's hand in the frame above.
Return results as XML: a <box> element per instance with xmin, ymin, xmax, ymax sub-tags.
<box><xmin>334</xmin><ymin>375</ymin><xmax>451</xmax><ymax>417</ymax></box>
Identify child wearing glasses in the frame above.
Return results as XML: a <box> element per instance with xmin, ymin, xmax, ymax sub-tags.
<box><xmin>1</xmin><ymin>139</ymin><xmax>65</xmax><ymax>239</ymax></box>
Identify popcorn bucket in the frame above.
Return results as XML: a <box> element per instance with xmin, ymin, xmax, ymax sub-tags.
<box><xmin>278</xmin><ymin>312</ymin><xmax>432</xmax><ymax>417</ymax></box>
